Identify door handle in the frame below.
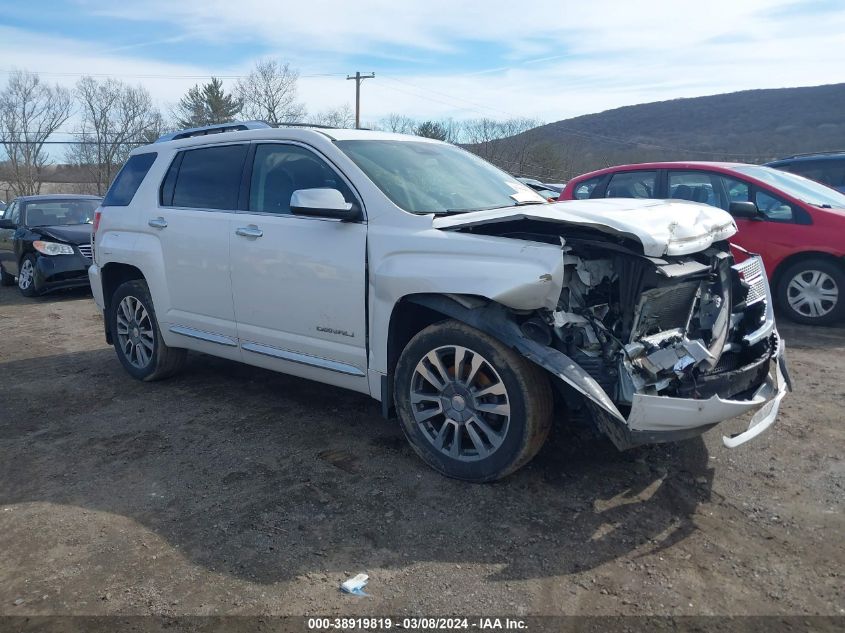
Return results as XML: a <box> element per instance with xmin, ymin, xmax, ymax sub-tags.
<box><xmin>236</xmin><ymin>225</ymin><xmax>263</xmax><ymax>238</ymax></box>
<box><xmin>148</xmin><ymin>217</ymin><xmax>168</xmax><ymax>229</ymax></box>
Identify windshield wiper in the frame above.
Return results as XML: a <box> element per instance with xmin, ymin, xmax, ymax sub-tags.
<box><xmin>439</xmin><ymin>200</ymin><xmax>546</xmax><ymax>214</ymax></box>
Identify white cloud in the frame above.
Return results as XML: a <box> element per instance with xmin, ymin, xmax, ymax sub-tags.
<box><xmin>0</xmin><ymin>0</ymin><xmax>843</xmax><ymax>129</ymax></box>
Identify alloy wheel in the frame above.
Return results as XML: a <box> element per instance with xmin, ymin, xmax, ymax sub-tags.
<box><xmin>18</xmin><ymin>259</ymin><xmax>34</xmax><ymax>290</ymax></box>
<box><xmin>786</xmin><ymin>269</ymin><xmax>839</xmax><ymax>319</ymax></box>
<box><xmin>116</xmin><ymin>295</ymin><xmax>155</xmax><ymax>369</ymax></box>
<box><xmin>410</xmin><ymin>345</ymin><xmax>511</xmax><ymax>462</ymax></box>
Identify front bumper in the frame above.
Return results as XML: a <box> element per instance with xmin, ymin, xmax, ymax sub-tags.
<box><xmin>627</xmin><ymin>334</ymin><xmax>791</xmax><ymax>447</ymax></box>
<box><xmin>33</xmin><ymin>253</ymin><xmax>91</xmax><ymax>293</ymax></box>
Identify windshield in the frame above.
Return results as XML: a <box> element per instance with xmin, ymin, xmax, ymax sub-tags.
<box><xmin>335</xmin><ymin>140</ymin><xmax>546</xmax><ymax>214</ymax></box>
<box><xmin>733</xmin><ymin>165</ymin><xmax>845</xmax><ymax>208</ymax></box>
<box><xmin>23</xmin><ymin>199</ymin><xmax>100</xmax><ymax>226</ymax></box>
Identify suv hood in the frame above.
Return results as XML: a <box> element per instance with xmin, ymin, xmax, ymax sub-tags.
<box><xmin>33</xmin><ymin>224</ymin><xmax>93</xmax><ymax>245</ymax></box>
<box><xmin>432</xmin><ymin>198</ymin><xmax>737</xmax><ymax>257</ymax></box>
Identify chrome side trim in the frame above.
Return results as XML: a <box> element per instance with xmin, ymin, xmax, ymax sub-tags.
<box><xmin>169</xmin><ymin>325</ymin><xmax>238</xmax><ymax>347</ymax></box>
<box><xmin>241</xmin><ymin>341</ymin><xmax>365</xmax><ymax>377</ymax></box>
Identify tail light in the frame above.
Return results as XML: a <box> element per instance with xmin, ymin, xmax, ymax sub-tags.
<box><xmin>92</xmin><ymin>208</ymin><xmax>102</xmax><ymax>260</ymax></box>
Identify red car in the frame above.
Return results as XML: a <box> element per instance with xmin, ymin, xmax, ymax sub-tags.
<box><xmin>560</xmin><ymin>162</ymin><xmax>845</xmax><ymax>325</ymax></box>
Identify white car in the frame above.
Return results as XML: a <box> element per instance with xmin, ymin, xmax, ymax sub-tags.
<box><xmin>89</xmin><ymin>121</ymin><xmax>790</xmax><ymax>481</ymax></box>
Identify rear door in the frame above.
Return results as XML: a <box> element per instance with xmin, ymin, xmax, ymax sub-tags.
<box><xmin>153</xmin><ymin>143</ymin><xmax>247</xmax><ymax>353</ymax></box>
<box><xmin>229</xmin><ymin>141</ymin><xmax>368</xmax><ymax>390</ymax></box>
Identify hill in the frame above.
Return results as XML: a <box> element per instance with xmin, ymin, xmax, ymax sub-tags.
<box><xmin>482</xmin><ymin>83</ymin><xmax>845</xmax><ymax>182</ymax></box>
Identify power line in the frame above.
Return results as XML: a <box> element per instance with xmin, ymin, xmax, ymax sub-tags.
<box><xmin>0</xmin><ymin>69</ymin><xmax>346</xmax><ymax>80</ymax></box>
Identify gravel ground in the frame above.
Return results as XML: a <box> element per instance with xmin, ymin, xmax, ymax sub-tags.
<box><xmin>0</xmin><ymin>284</ymin><xmax>843</xmax><ymax>618</ymax></box>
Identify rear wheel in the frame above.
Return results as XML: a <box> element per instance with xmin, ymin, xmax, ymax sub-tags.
<box><xmin>394</xmin><ymin>320</ymin><xmax>553</xmax><ymax>482</ymax></box>
<box><xmin>776</xmin><ymin>258</ymin><xmax>845</xmax><ymax>325</ymax></box>
<box><xmin>0</xmin><ymin>263</ymin><xmax>14</xmax><ymax>286</ymax></box>
<box><xmin>109</xmin><ymin>280</ymin><xmax>186</xmax><ymax>381</ymax></box>
<box><xmin>17</xmin><ymin>255</ymin><xmax>38</xmax><ymax>297</ymax></box>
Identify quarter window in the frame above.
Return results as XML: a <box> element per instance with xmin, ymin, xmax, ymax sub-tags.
<box><xmin>249</xmin><ymin>144</ymin><xmax>355</xmax><ymax>215</ymax></box>
<box><xmin>755</xmin><ymin>190</ymin><xmax>795</xmax><ymax>222</ymax></box>
<box><xmin>572</xmin><ymin>176</ymin><xmax>601</xmax><ymax>200</ymax></box>
<box><xmin>605</xmin><ymin>171</ymin><xmax>657</xmax><ymax>198</ymax></box>
<box><xmin>104</xmin><ymin>152</ymin><xmax>157</xmax><ymax>207</ymax></box>
<box><xmin>169</xmin><ymin>144</ymin><xmax>248</xmax><ymax>210</ymax></box>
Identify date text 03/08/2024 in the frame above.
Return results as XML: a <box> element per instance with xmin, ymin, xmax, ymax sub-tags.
<box><xmin>306</xmin><ymin>617</ymin><xmax>527</xmax><ymax>630</ymax></box>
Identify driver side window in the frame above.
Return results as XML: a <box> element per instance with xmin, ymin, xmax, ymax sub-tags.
<box><xmin>249</xmin><ymin>144</ymin><xmax>355</xmax><ymax>215</ymax></box>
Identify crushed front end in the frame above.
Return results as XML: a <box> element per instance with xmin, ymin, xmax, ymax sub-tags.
<box><xmin>536</xmin><ymin>238</ymin><xmax>791</xmax><ymax>449</ymax></box>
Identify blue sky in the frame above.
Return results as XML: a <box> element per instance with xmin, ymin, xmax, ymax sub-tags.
<box><xmin>1</xmin><ymin>0</ymin><xmax>844</xmax><ymax>127</ymax></box>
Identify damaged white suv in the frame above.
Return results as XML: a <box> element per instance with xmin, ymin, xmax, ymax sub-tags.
<box><xmin>89</xmin><ymin>122</ymin><xmax>791</xmax><ymax>481</ymax></box>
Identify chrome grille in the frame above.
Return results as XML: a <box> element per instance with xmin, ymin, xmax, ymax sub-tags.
<box><xmin>77</xmin><ymin>244</ymin><xmax>93</xmax><ymax>259</ymax></box>
<box><xmin>734</xmin><ymin>256</ymin><xmax>766</xmax><ymax>306</ymax></box>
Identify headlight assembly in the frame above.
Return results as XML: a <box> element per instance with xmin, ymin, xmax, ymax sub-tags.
<box><xmin>33</xmin><ymin>240</ymin><xmax>75</xmax><ymax>256</ymax></box>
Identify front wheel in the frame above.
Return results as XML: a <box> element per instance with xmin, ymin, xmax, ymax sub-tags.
<box><xmin>109</xmin><ymin>280</ymin><xmax>186</xmax><ymax>381</ymax></box>
<box><xmin>17</xmin><ymin>254</ymin><xmax>38</xmax><ymax>297</ymax></box>
<box><xmin>394</xmin><ymin>320</ymin><xmax>553</xmax><ymax>482</ymax></box>
<box><xmin>776</xmin><ymin>258</ymin><xmax>844</xmax><ymax>325</ymax></box>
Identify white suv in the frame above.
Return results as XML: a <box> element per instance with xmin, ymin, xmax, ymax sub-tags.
<box><xmin>89</xmin><ymin>121</ymin><xmax>790</xmax><ymax>481</ymax></box>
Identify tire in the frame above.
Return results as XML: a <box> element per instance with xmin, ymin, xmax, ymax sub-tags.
<box><xmin>17</xmin><ymin>254</ymin><xmax>39</xmax><ymax>297</ymax></box>
<box><xmin>0</xmin><ymin>263</ymin><xmax>14</xmax><ymax>286</ymax></box>
<box><xmin>109</xmin><ymin>280</ymin><xmax>187</xmax><ymax>381</ymax></box>
<box><xmin>776</xmin><ymin>258</ymin><xmax>845</xmax><ymax>326</ymax></box>
<box><xmin>394</xmin><ymin>319</ymin><xmax>553</xmax><ymax>482</ymax></box>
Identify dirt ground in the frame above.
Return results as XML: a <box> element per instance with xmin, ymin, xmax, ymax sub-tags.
<box><xmin>0</xmin><ymin>284</ymin><xmax>843</xmax><ymax>619</ymax></box>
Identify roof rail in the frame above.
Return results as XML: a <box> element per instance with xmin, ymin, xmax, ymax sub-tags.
<box><xmin>270</xmin><ymin>121</ymin><xmax>339</xmax><ymax>130</ymax></box>
<box><xmin>155</xmin><ymin>120</ymin><xmax>271</xmax><ymax>143</ymax></box>
<box><xmin>776</xmin><ymin>150</ymin><xmax>845</xmax><ymax>160</ymax></box>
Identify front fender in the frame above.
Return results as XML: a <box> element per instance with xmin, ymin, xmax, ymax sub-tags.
<box><xmin>407</xmin><ymin>294</ymin><xmax>626</xmax><ymax>424</ymax></box>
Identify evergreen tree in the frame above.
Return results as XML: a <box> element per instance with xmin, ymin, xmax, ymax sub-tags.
<box><xmin>175</xmin><ymin>77</ymin><xmax>242</xmax><ymax>128</ymax></box>
<box><xmin>415</xmin><ymin>120</ymin><xmax>449</xmax><ymax>141</ymax></box>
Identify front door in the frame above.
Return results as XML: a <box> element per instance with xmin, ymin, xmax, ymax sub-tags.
<box><xmin>229</xmin><ymin>142</ymin><xmax>368</xmax><ymax>391</ymax></box>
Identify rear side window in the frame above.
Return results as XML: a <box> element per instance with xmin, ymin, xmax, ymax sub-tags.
<box><xmin>573</xmin><ymin>176</ymin><xmax>601</xmax><ymax>199</ymax></box>
<box><xmin>167</xmin><ymin>144</ymin><xmax>248</xmax><ymax>210</ymax></box>
<box><xmin>103</xmin><ymin>152</ymin><xmax>157</xmax><ymax>206</ymax></box>
<box><xmin>605</xmin><ymin>171</ymin><xmax>657</xmax><ymax>198</ymax></box>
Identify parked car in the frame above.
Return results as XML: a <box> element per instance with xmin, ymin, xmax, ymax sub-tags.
<box><xmin>89</xmin><ymin>122</ymin><xmax>788</xmax><ymax>481</ymax></box>
<box><xmin>517</xmin><ymin>177</ymin><xmax>563</xmax><ymax>201</ymax></box>
<box><xmin>560</xmin><ymin>162</ymin><xmax>845</xmax><ymax>325</ymax></box>
<box><xmin>765</xmin><ymin>151</ymin><xmax>845</xmax><ymax>194</ymax></box>
<box><xmin>0</xmin><ymin>194</ymin><xmax>101</xmax><ymax>296</ymax></box>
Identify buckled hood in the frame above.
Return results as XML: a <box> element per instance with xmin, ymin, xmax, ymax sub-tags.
<box><xmin>33</xmin><ymin>224</ymin><xmax>93</xmax><ymax>245</ymax></box>
<box><xmin>432</xmin><ymin>198</ymin><xmax>737</xmax><ymax>257</ymax></box>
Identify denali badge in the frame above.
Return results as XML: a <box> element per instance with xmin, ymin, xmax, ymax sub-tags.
<box><xmin>317</xmin><ymin>326</ymin><xmax>355</xmax><ymax>338</ymax></box>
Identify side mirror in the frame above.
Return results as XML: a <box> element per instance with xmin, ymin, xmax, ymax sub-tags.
<box><xmin>729</xmin><ymin>201</ymin><xmax>760</xmax><ymax>219</ymax></box>
<box><xmin>290</xmin><ymin>188</ymin><xmax>361</xmax><ymax>221</ymax></box>
<box><xmin>0</xmin><ymin>218</ymin><xmax>16</xmax><ymax>230</ymax></box>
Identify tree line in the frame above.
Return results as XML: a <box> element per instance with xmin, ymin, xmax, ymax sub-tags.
<box><xmin>0</xmin><ymin>64</ymin><xmax>567</xmax><ymax>198</ymax></box>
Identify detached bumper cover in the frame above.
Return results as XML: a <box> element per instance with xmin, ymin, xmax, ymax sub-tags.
<box><xmin>627</xmin><ymin>335</ymin><xmax>791</xmax><ymax>447</ymax></box>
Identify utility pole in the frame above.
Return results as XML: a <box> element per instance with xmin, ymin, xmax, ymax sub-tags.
<box><xmin>346</xmin><ymin>72</ymin><xmax>375</xmax><ymax>129</ymax></box>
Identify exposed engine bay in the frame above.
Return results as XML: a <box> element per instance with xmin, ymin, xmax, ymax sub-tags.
<box><xmin>448</xmin><ymin>219</ymin><xmax>782</xmax><ymax>438</ymax></box>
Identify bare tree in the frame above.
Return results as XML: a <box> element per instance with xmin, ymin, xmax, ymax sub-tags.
<box><xmin>0</xmin><ymin>70</ymin><xmax>72</xmax><ymax>196</ymax></box>
<box><xmin>309</xmin><ymin>104</ymin><xmax>354</xmax><ymax>128</ymax></box>
<box><xmin>67</xmin><ymin>76</ymin><xmax>162</xmax><ymax>195</ymax></box>
<box><xmin>236</xmin><ymin>59</ymin><xmax>306</xmax><ymax>124</ymax></box>
<box><xmin>378</xmin><ymin>113</ymin><xmax>417</xmax><ymax>134</ymax></box>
